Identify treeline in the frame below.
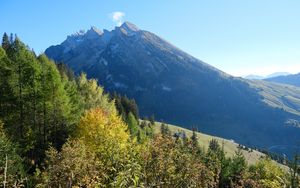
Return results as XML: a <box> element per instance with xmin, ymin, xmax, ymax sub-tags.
<box><xmin>0</xmin><ymin>34</ymin><xmax>299</xmax><ymax>187</ymax></box>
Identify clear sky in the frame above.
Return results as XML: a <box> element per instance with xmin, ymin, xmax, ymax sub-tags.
<box><xmin>1</xmin><ymin>0</ymin><xmax>300</xmax><ymax>76</ymax></box>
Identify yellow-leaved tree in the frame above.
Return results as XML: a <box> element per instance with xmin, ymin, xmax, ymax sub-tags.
<box><xmin>77</xmin><ymin>108</ymin><xmax>144</xmax><ymax>186</ymax></box>
<box><xmin>77</xmin><ymin>108</ymin><xmax>129</xmax><ymax>154</ymax></box>
<box><xmin>39</xmin><ymin>108</ymin><xmax>144</xmax><ymax>187</ymax></box>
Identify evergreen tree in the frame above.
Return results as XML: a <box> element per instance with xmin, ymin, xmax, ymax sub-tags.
<box><xmin>209</xmin><ymin>139</ymin><xmax>221</xmax><ymax>152</ymax></box>
<box><xmin>2</xmin><ymin>33</ymin><xmax>10</xmax><ymax>51</ymax></box>
<box><xmin>230</xmin><ymin>149</ymin><xmax>247</xmax><ymax>185</ymax></box>
<box><xmin>56</xmin><ymin>62</ymin><xmax>75</xmax><ymax>81</ymax></box>
<box><xmin>126</xmin><ymin>112</ymin><xmax>139</xmax><ymax>137</ymax></box>
<box><xmin>160</xmin><ymin>123</ymin><xmax>170</xmax><ymax>137</ymax></box>
<box><xmin>289</xmin><ymin>154</ymin><xmax>299</xmax><ymax>188</ymax></box>
<box><xmin>4</xmin><ymin>38</ymin><xmax>42</xmax><ymax>151</ymax></box>
<box><xmin>0</xmin><ymin>47</ymin><xmax>14</xmax><ymax>119</ymax></box>
<box><xmin>191</xmin><ymin>128</ymin><xmax>199</xmax><ymax>149</ymax></box>
<box><xmin>149</xmin><ymin>114</ymin><xmax>155</xmax><ymax>125</ymax></box>
<box><xmin>112</xmin><ymin>93</ymin><xmax>139</xmax><ymax>120</ymax></box>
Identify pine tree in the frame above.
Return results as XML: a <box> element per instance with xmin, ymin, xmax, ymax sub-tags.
<box><xmin>160</xmin><ymin>123</ymin><xmax>170</xmax><ymax>137</ymax></box>
<box><xmin>191</xmin><ymin>129</ymin><xmax>199</xmax><ymax>149</ymax></box>
<box><xmin>149</xmin><ymin>114</ymin><xmax>155</xmax><ymax>125</ymax></box>
<box><xmin>0</xmin><ymin>47</ymin><xmax>14</xmax><ymax>119</ymax></box>
<box><xmin>6</xmin><ymin>37</ymin><xmax>41</xmax><ymax>142</ymax></box>
<box><xmin>290</xmin><ymin>154</ymin><xmax>299</xmax><ymax>188</ymax></box>
<box><xmin>126</xmin><ymin>112</ymin><xmax>139</xmax><ymax>137</ymax></box>
<box><xmin>230</xmin><ymin>148</ymin><xmax>247</xmax><ymax>185</ymax></box>
<box><xmin>112</xmin><ymin>93</ymin><xmax>139</xmax><ymax>120</ymax></box>
<box><xmin>2</xmin><ymin>33</ymin><xmax>10</xmax><ymax>51</ymax></box>
<box><xmin>209</xmin><ymin>139</ymin><xmax>220</xmax><ymax>152</ymax></box>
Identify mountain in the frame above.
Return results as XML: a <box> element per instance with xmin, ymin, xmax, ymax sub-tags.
<box><xmin>244</xmin><ymin>74</ymin><xmax>264</xmax><ymax>80</ymax></box>
<box><xmin>266</xmin><ymin>72</ymin><xmax>291</xmax><ymax>79</ymax></box>
<box><xmin>265</xmin><ymin>73</ymin><xmax>300</xmax><ymax>87</ymax></box>
<box><xmin>45</xmin><ymin>22</ymin><xmax>300</xmax><ymax>156</ymax></box>
<box><xmin>244</xmin><ymin>72</ymin><xmax>291</xmax><ymax>80</ymax></box>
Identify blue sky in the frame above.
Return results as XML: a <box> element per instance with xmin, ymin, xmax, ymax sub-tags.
<box><xmin>1</xmin><ymin>0</ymin><xmax>300</xmax><ymax>76</ymax></box>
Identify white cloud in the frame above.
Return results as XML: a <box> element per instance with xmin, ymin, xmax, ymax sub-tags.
<box><xmin>110</xmin><ymin>11</ymin><xmax>125</xmax><ymax>26</ymax></box>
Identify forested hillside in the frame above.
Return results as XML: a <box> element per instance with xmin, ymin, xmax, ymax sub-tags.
<box><xmin>0</xmin><ymin>34</ymin><xmax>299</xmax><ymax>187</ymax></box>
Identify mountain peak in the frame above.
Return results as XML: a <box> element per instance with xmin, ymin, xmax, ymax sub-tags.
<box><xmin>87</xmin><ymin>26</ymin><xmax>103</xmax><ymax>35</ymax></box>
<box><xmin>119</xmin><ymin>21</ymin><xmax>140</xmax><ymax>32</ymax></box>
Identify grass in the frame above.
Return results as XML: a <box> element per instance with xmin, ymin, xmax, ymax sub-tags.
<box><xmin>248</xmin><ymin>80</ymin><xmax>300</xmax><ymax>116</ymax></box>
<box><xmin>152</xmin><ymin>121</ymin><xmax>265</xmax><ymax>165</ymax></box>
<box><xmin>151</xmin><ymin>121</ymin><xmax>289</xmax><ymax>170</ymax></box>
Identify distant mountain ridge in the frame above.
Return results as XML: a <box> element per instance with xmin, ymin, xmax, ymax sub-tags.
<box><xmin>45</xmin><ymin>22</ymin><xmax>300</xmax><ymax>156</ymax></box>
<box><xmin>244</xmin><ymin>72</ymin><xmax>291</xmax><ymax>80</ymax></box>
<box><xmin>265</xmin><ymin>73</ymin><xmax>300</xmax><ymax>87</ymax></box>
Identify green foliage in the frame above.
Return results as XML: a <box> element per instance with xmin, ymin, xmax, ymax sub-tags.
<box><xmin>111</xmin><ymin>146</ymin><xmax>144</xmax><ymax>187</ymax></box>
<box><xmin>206</xmin><ymin>139</ymin><xmax>248</xmax><ymax>187</ymax></box>
<box><xmin>126</xmin><ymin>112</ymin><xmax>139</xmax><ymax>137</ymax></box>
<box><xmin>160</xmin><ymin>123</ymin><xmax>171</xmax><ymax>137</ymax></box>
<box><xmin>139</xmin><ymin>121</ymin><xmax>154</xmax><ymax>141</ymax></box>
<box><xmin>36</xmin><ymin>139</ymin><xmax>101</xmax><ymax>187</ymax></box>
<box><xmin>209</xmin><ymin>139</ymin><xmax>221</xmax><ymax>152</ymax></box>
<box><xmin>0</xmin><ymin>47</ymin><xmax>14</xmax><ymax>119</ymax></box>
<box><xmin>39</xmin><ymin>108</ymin><xmax>144</xmax><ymax>187</ymax></box>
<box><xmin>56</xmin><ymin>62</ymin><xmax>75</xmax><ymax>81</ymax></box>
<box><xmin>1</xmin><ymin>33</ymin><xmax>11</xmax><ymax>52</ymax></box>
<box><xmin>229</xmin><ymin>149</ymin><xmax>247</xmax><ymax>186</ymax></box>
<box><xmin>149</xmin><ymin>114</ymin><xmax>155</xmax><ymax>125</ymax></box>
<box><xmin>142</xmin><ymin>135</ymin><xmax>215</xmax><ymax>187</ymax></box>
<box><xmin>0</xmin><ymin>36</ymin><xmax>117</xmax><ymax>171</ymax></box>
<box><xmin>0</xmin><ymin>121</ymin><xmax>25</xmax><ymax>187</ymax></box>
<box><xmin>38</xmin><ymin>54</ymin><xmax>74</xmax><ymax>150</ymax></box>
<box><xmin>247</xmin><ymin>158</ymin><xmax>288</xmax><ymax>188</ymax></box>
<box><xmin>78</xmin><ymin>73</ymin><xmax>116</xmax><ymax>113</ymax></box>
<box><xmin>191</xmin><ymin>128</ymin><xmax>199</xmax><ymax>149</ymax></box>
<box><xmin>289</xmin><ymin>154</ymin><xmax>300</xmax><ymax>188</ymax></box>
<box><xmin>113</xmin><ymin>92</ymin><xmax>139</xmax><ymax>120</ymax></box>
<box><xmin>113</xmin><ymin>93</ymin><xmax>153</xmax><ymax>142</ymax></box>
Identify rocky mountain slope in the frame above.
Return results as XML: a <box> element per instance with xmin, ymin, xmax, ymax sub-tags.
<box><xmin>45</xmin><ymin>22</ymin><xmax>300</xmax><ymax>156</ymax></box>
